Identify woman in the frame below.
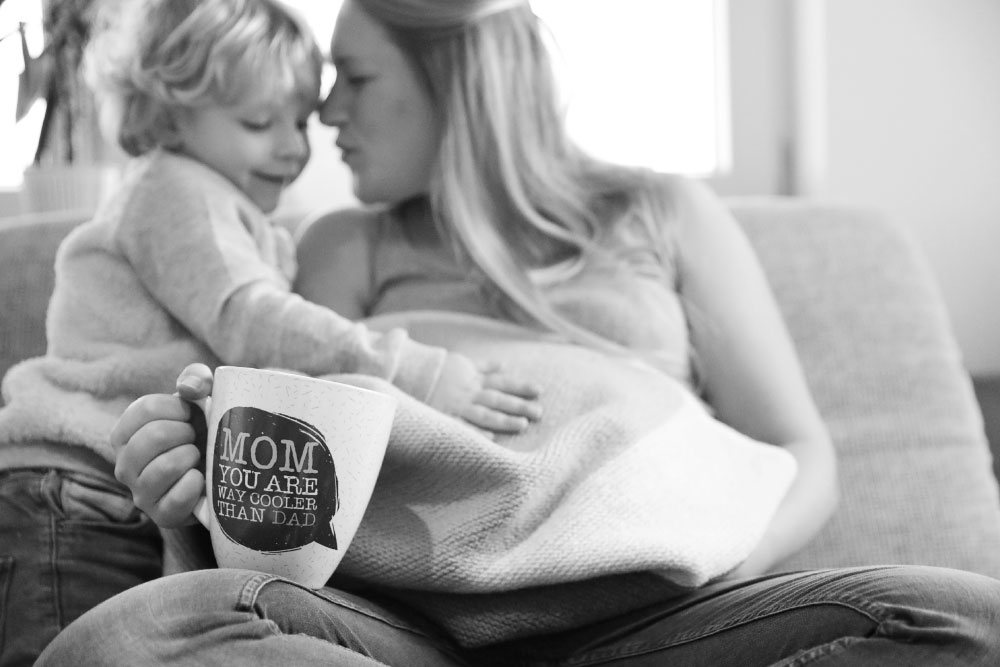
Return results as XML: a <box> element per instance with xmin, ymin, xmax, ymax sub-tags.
<box><xmin>37</xmin><ymin>0</ymin><xmax>1000</xmax><ymax>664</ymax></box>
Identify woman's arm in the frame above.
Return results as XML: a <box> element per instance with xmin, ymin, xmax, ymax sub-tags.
<box><xmin>671</xmin><ymin>178</ymin><xmax>839</xmax><ymax>576</ymax></box>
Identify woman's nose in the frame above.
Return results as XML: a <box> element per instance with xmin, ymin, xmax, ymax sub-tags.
<box><xmin>318</xmin><ymin>87</ymin><xmax>347</xmax><ymax>128</ymax></box>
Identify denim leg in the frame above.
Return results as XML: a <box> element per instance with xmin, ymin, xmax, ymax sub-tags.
<box><xmin>490</xmin><ymin>565</ymin><xmax>1000</xmax><ymax>666</ymax></box>
<box><xmin>0</xmin><ymin>468</ymin><xmax>162</xmax><ymax>667</ymax></box>
<box><xmin>36</xmin><ymin>569</ymin><xmax>469</xmax><ymax>667</ymax></box>
<box><xmin>35</xmin><ymin>564</ymin><xmax>1000</xmax><ymax>666</ymax></box>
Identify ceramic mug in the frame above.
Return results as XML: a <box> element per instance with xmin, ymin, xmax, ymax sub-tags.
<box><xmin>192</xmin><ymin>366</ymin><xmax>396</xmax><ymax>588</ymax></box>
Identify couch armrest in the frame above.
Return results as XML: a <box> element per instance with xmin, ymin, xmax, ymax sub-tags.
<box><xmin>730</xmin><ymin>197</ymin><xmax>1000</xmax><ymax>578</ymax></box>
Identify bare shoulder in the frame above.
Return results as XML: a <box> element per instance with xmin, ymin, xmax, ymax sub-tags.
<box><xmin>293</xmin><ymin>207</ymin><xmax>380</xmax><ymax>316</ymax></box>
<box><xmin>658</xmin><ymin>174</ymin><xmax>730</xmax><ymax>222</ymax></box>
<box><xmin>655</xmin><ymin>174</ymin><xmax>742</xmax><ymax>249</ymax></box>
<box><xmin>295</xmin><ymin>207</ymin><xmax>379</xmax><ymax>248</ymax></box>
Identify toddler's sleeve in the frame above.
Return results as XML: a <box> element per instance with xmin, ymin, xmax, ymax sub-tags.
<box><xmin>117</xmin><ymin>174</ymin><xmax>447</xmax><ymax>401</ymax></box>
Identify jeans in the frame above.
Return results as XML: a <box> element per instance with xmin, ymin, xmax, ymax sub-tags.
<box><xmin>36</xmin><ymin>563</ymin><xmax>1000</xmax><ymax>666</ymax></box>
<box><xmin>0</xmin><ymin>468</ymin><xmax>163</xmax><ymax>667</ymax></box>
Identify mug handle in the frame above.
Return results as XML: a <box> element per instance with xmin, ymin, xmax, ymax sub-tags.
<box><xmin>183</xmin><ymin>393</ymin><xmax>213</xmax><ymax>529</ymax></box>
<box><xmin>193</xmin><ymin>490</ymin><xmax>212</xmax><ymax>528</ymax></box>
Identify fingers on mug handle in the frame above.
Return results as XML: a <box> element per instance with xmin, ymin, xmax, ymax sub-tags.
<box><xmin>175</xmin><ymin>364</ymin><xmax>214</xmax><ymax>527</ymax></box>
<box><xmin>175</xmin><ymin>363</ymin><xmax>213</xmax><ymax>400</ymax></box>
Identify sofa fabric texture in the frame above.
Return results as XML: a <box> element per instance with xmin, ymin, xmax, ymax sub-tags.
<box><xmin>2</xmin><ymin>198</ymin><xmax>999</xmax><ymax>579</ymax></box>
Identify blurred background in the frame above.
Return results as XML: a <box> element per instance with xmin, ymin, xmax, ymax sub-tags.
<box><xmin>1</xmin><ymin>0</ymin><xmax>998</xmax><ymax>378</ymax></box>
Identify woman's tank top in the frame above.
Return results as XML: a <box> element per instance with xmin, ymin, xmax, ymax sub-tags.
<box><xmin>366</xmin><ymin>211</ymin><xmax>693</xmax><ymax>385</ymax></box>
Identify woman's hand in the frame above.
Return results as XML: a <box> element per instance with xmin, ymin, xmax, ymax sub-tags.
<box><xmin>110</xmin><ymin>363</ymin><xmax>214</xmax><ymax>528</ymax></box>
<box><xmin>428</xmin><ymin>353</ymin><xmax>542</xmax><ymax>435</ymax></box>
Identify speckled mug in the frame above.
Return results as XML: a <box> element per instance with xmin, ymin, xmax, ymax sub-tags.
<box><xmin>193</xmin><ymin>366</ymin><xmax>396</xmax><ymax>588</ymax></box>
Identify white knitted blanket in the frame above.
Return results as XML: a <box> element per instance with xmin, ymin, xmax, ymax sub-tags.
<box><xmin>300</xmin><ymin>311</ymin><xmax>797</xmax><ymax>645</ymax></box>
<box><xmin>160</xmin><ymin>311</ymin><xmax>797</xmax><ymax>644</ymax></box>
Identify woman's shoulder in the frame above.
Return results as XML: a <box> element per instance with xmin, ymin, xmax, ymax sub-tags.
<box><xmin>635</xmin><ymin>172</ymin><xmax>734</xmax><ymax>240</ymax></box>
<box><xmin>293</xmin><ymin>206</ymin><xmax>382</xmax><ymax>315</ymax></box>
<box><xmin>643</xmin><ymin>172</ymin><xmax>719</xmax><ymax>213</ymax></box>
<box><xmin>295</xmin><ymin>206</ymin><xmax>381</xmax><ymax>242</ymax></box>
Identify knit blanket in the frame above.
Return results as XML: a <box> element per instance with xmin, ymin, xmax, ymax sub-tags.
<box><xmin>336</xmin><ymin>312</ymin><xmax>796</xmax><ymax>644</ymax></box>
<box><xmin>166</xmin><ymin>311</ymin><xmax>797</xmax><ymax>646</ymax></box>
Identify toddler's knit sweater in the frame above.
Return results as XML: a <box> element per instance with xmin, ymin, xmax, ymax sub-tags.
<box><xmin>0</xmin><ymin>150</ymin><xmax>445</xmax><ymax>463</ymax></box>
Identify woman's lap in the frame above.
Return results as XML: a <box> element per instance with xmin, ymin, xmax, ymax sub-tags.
<box><xmin>36</xmin><ymin>568</ymin><xmax>465</xmax><ymax>667</ymax></box>
<box><xmin>0</xmin><ymin>467</ymin><xmax>162</xmax><ymax>667</ymax></box>
<box><xmin>494</xmin><ymin>565</ymin><xmax>1000</xmax><ymax>665</ymax></box>
<box><xmin>35</xmin><ymin>564</ymin><xmax>1000</xmax><ymax>666</ymax></box>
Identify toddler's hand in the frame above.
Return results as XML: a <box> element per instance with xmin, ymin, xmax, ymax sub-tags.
<box><xmin>110</xmin><ymin>363</ymin><xmax>214</xmax><ymax>528</ymax></box>
<box><xmin>427</xmin><ymin>354</ymin><xmax>542</xmax><ymax>435</ymax></box>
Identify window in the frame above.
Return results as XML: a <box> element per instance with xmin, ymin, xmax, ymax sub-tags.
<box><xmin>288</xmin><ymin>0</ymin><xmax>731</xmax><ymax>176</ymax></box>
<box><xmin>532</xmin><ymin>0</ymin><xmax>731</xmax><ymax>176</ymax></box>
<box><xmin>0</xmin><ymin>0</ymin><xmax>730</xmax><ymax>191</ymax></box>
<box><xmin>0</xmin><ymin>0</ymin><xmax>45</xmax><ymax>190</ymax></box>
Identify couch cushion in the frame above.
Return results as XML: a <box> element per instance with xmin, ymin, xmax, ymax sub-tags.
<box><xmin>0</xmin><ymin>212</ymin><xmax>83</xmax><ymax>402</ymax></box>
<box><xmin>731</xmin><ymin>198</ymin><xmax>1000</xmax><ymax>579</ymax></box>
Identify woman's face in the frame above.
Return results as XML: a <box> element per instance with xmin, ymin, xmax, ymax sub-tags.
<box><xmin>320</xmin><ymin>0</ymin><xmax>441</xmax><ymax>205</ymax></box>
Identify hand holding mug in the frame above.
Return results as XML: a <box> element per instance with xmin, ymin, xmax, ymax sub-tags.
<box><xmin>113</xmin><ymin>364</ymin><xmax>396</xmax><ymax>589</ymax></box>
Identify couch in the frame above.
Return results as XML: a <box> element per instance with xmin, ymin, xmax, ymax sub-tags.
<box><xmin>2</xmin><ymin>199</ymin><xmax>1000</xmax><ymax>578</ymax></box>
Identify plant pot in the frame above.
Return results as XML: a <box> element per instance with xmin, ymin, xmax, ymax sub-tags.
<box><xmin>19</xmin><ymin>163</ymin><xmax>120</xmax><ymax>216</ymax></box>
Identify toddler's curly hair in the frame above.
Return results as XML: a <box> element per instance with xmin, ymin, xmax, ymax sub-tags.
<box><xmin>84</xmin><ymin>0</ymin><xmax>323</xmax><ymax>156</ymax></box>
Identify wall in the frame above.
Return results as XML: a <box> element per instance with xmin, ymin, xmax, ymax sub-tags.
<box><xmin>708</xmin><ymin>0</ymin><xmax>792</xmax><ymax>197</ymax></box>
<box><xmin>822</xmin><ymin>0</ymin><xmax>1000</xmax><ymax>375</ymax></box>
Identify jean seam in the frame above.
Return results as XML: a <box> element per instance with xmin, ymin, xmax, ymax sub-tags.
<box><xmin>234</xmin><ymin>572</ymin><xmax>283</xmax><ymax>612</ymax></box>
<box><xmin>782</xmin><ymin>636</ymin><xmax>859</xmax><ymax>666</ymax></box>
<box><xmin>557</xmin><ymin>600</ymin><xmax>884</xmax><ymax>666</ymax></box>
<box><xmin>251</xmin><ymin>576</ymin><xmax>440</xmax><ymax>638</ymax></box>
<box><xmin>42</xmin><ymin>472</ymin><xmax>64</xmax><ymax>631</ymax></box>
<box><xmin>0</xmin><ymin>555</ymin><xmax>13</xmax><ymax>652</ymax></box>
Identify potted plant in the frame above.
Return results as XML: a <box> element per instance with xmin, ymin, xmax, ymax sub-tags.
<box><xmin>15</xmin><ymin>0</ymin><xmax>119</xmax><ymax>214</ymax></box>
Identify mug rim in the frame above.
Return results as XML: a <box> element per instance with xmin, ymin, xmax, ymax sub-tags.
<box><xmin>214</xmin><ymin>365</ymin><xmax>397</xmax><ymax>405</ymax></box>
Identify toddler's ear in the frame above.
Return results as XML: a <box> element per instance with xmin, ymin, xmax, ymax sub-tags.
<box><xmin>156</xmin><ymin>107</ymin><xmax>186</xmax><ymax>151</ymax></box>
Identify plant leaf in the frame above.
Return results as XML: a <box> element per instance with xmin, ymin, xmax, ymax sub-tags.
<box><xmin>15</xmin><ymin>23</ymin><xmax>52</xmax><ymax>122</ymax></box>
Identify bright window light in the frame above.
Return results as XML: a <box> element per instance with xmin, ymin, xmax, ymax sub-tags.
<box><xmin>289</xmin><ymin>0</ymin><xmax>730</xmax><ymax>176</ymax></box>
<box><xmin>0</xmin><ymin>0</ymin><xmax>45</xmax><ymax>190</ymax></box>
<box><xmin>532</xmin><ymin>0</ymin><xmax>731</xmax><ymax>176</ymax></box>
<box><xmin>0</xmin><ymin>0</ymin><xmax>730</xmax><ymax>192</ymax></box>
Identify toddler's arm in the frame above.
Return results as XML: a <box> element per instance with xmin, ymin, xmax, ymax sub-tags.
<box><xmin>118</xmin><ymin>180</ymin><xmax>439</xmax><ymax>399</ymax></box>
<box><xmin>118</xmin><ymin>173</ymin><xmax>540</xmax><ymax>432</ymax></box>
<box><xmin>110</xmin><ymin>360</ymin><xmax>544</xmax><ymax>530</ymax></box>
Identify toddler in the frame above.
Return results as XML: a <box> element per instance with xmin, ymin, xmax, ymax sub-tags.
<box><xmin>0</xmin><ymin>0</ymin><xmax>538</xmax><ymax>464</ymax></box>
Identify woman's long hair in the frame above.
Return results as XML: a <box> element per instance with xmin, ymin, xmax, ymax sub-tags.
<box><xmin>358</xmin><ymin>0</ymin><xmax>684</xmax><ymax>363</ymax></box>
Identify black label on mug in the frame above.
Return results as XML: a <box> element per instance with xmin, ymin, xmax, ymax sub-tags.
<box><xmin>211</xmin><ymin>406</ymin><xmax>339</xmax><ymax>553</ymax></box>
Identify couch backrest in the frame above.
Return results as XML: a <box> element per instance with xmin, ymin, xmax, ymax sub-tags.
<box><xmin>0</xmin><ymin>211</ymin><xmax>84</xmax><ymax>398</ymax></box>
<box><xmin>730</xmin><ymin>198</ymin><xmax>1000</xmax><ymax>578</ymax></box>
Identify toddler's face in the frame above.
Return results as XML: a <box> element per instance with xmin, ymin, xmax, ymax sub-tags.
<box><xmin>173</xmin><ymin>90</ymin><xmax>315</xmax><ymax>213</ymax></box>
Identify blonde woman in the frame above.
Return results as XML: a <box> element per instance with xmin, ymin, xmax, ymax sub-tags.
<box><xmin>37</xmin><ymin>1</ymin><xmax>1000</xmax><ymax>665</ymax></box>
